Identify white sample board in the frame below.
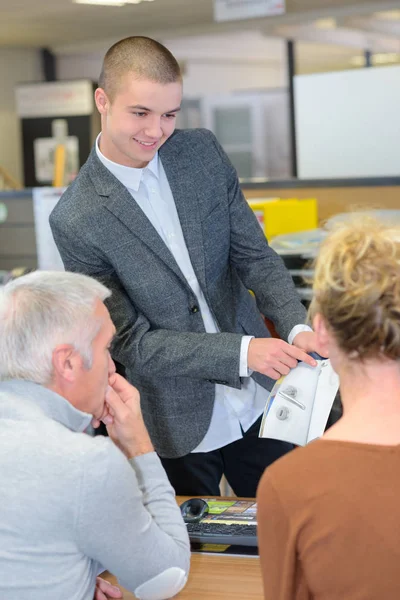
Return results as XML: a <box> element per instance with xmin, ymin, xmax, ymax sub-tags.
<box><xmin>259</xmin><ymin>359</ymin><xmax>339</xmax><ymax>446</ymax></box>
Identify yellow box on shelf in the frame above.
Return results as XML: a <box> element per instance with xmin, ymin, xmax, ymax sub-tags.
<box><xmin>248</xmin><ymin>197</ymin><xmax>318</xmax><ymax>239</ymax></box>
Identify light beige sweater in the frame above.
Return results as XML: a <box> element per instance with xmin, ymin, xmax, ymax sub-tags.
<box><xmin>0</xmin><ymin>379</ymin><xmax>190</xmax><ymax>600</ymax></box>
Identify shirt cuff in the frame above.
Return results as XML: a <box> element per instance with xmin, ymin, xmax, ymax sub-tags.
<box><xmin>288</xmin><ymin>324</ymin><xmax>313</xmax><ymax>345</ymax></box>
<box><xmin>240</xmin><ymin>336</ymin><xmax>254</xmax><ymax>377</ymax></box>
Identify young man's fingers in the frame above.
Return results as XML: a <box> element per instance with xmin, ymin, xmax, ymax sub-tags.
<box><xmin>265</xmin><ymin>367</ymin><xmax>282</xmax><ymax>380</ymax></box>
<box><xmin>285</xmin><ymin>344</ymin><xmax>317</xmax><ymax>367</ymax></box>
<box><xmin>274</xmin><ymin>362</ymin><xmax>290</xmax><ymax>376</ymax></box>
<box><xmin>276</xmin><ymin>354</ymin><xmax>299</xmax><ymax>370</ymax></box>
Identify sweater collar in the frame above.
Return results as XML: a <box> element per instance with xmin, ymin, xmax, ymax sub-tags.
<box><xmin>0</xmin><ymin>380</ymin><xmax>93</xmax><ymax>433</ymax></box>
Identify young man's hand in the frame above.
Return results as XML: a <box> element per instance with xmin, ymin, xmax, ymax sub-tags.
<box><xmin>102</xmin><ymin>373</ymin><xmax>154</xmax><ymax>459</ymax></box>
<box><xmin>248</xmin><ymin>338</ymin><xmax>317</xmax><ymax>379</ymax></box>
<box><xmin>291</xmin><ymin>330</ymin><xmax>327</xmax><ymax>358</ymax></box>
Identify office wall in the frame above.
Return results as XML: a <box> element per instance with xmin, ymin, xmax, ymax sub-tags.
<box><xmin>0</xmin><ymin>48</ymin><xmax>43</xmax><ymax>183</ymax></box>
<box><xmin>57</xmin><ymin>32</ymin><xmax>287</xmax><ymax>96</ymax></box>
<box><xmin>58</xmin><ymin>53</ymin><xmax>284</xmax><ymax>96</ymax></box>
<box><xmin>295</xmin><ymin>65</ymin><xmax>400</xmax><ymax>179</ymax></box>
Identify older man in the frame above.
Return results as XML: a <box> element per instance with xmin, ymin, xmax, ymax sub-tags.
<box><xmin>0</xmin><ymin>271</ymin><xmax>190</xmax><ymax>600</ymax></box>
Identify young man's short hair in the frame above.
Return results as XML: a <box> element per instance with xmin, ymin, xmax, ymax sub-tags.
<box><xmin>98</xmin><ymin>36</ymin><xmax>182</xmax><ymax>100</ymax></box>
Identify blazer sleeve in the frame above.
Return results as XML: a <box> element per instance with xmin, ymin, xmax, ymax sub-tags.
<box><xmin>206</xmin><ymin>130</ymin><xmax>307</xmax><ymax>342</ymax></box>
<box><xmin>257</xmin><ymin>470</ymin><xmax>311</xmax><ymax>600</ymax></box>
<box><xmin>50</xmin><ymin>216</ymin><xmax>243</xmax><ymax>387</ymax></box>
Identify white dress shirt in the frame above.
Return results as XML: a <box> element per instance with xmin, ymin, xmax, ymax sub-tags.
<box><xmin>95</xmin><ymin>136</ymin><xmax>311</xmax><ymax>452</ymax></box>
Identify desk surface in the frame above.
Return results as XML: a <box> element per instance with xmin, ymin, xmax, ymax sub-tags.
<box><xmin>102</xmin><ymin>496</ymin><xmax>264</xmax><ymax>600</ymax></box>
<box><xmin>103</xmin><ymin>553</ymin><xmax>263</xmax><ymax>600</ymax></box>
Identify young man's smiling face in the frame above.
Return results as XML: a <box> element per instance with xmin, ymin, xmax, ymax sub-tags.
<box><xmin>95</xmin><ymin>75</ymin><xmax>182</xmax><ymax>168</ymax></box>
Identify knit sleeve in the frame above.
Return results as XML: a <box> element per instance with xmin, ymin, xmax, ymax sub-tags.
<box><xmin>75</xmin><ymin>438</ymin><xmax>190</xmax><ymax>598</ymax></box>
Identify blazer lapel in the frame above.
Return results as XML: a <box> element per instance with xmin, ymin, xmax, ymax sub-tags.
<box><xmin>87</xmin><ymin>148</ymin><xmax>190</xmax><ymax>287</ymax></box>
<box><xmin>160</xmin><ymin>139</ymin><xmax>207</xmax><ymax>292</ymax></box>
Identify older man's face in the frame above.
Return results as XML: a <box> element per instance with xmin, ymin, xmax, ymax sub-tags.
<box><xmin>74</xmin><ymin>300</ymin><xmax>116</xmax><ymax>421</ymax></box>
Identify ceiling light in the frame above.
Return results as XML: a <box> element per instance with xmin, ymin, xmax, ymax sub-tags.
<box><xmin>314</xmin><ymin>18</ymin><xmax>337</xmax><ymax>30</ymax></box>
<box><xmin>74</xmin><ymin>0</ymin><xmax>125</xmax><ymax>5</ymax></box>
<box><xmin>350</xmin><ymin>53</ymin><xmax>400</xmax><ymax>67</ymax></box>
<box><xmin>350</xmin><ymin>56</ymin><xmax>365</xmax><ymax>67</ymax></box>
<box><xmin>373</xmin><ymin>52</ymin><xmax>400</xmax><ymax>64</ymax></box>
<box><xmin>373</xmin><ymin>10</ymin><xmax>400</xmax><ymax>20</ymax></box>
<box><xmin>73</xmin><ymin>0</ymin><xmax>154</xmax><ymax>5</ymax></box>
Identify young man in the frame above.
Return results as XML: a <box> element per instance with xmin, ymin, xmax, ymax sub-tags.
<box><xmin>50</xmin><ymin>36</ymin><xmax>320</xmax><ymax>497</ymax></box>
<box><xmin>0</xmin><ymin>271</ymin><xmax>189</xmax><ymax>600</ymax></box>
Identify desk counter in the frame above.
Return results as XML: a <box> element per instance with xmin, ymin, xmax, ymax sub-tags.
<box><xmin>102</xmin><ymin>496</ymin><xmax>263</xmax><ymax>599</ymax></box>
<box><xmin>103</xmin><ymin>552</ymin><xmax>263</xmax><ymax>600</ymax></box>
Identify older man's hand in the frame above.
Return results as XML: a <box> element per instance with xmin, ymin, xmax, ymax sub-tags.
<box><xmin>103</xmin><ymin>373</ymin><xmax>154</xmax><ymax>459</ymax></box>
<box><xmin>94</xmin><ymin>577</ymin><xmax>123</xmax><ymax>600</ymax></box>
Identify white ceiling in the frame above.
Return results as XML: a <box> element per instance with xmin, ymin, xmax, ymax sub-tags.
<box><xmin>1</xmin><ymin>0</ymin><xmax>400</xmax><ymax>52</ymax></box>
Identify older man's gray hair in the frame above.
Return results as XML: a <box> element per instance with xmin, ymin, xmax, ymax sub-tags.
<box><xmin>0</xmin><ymin>271</ymin><xmax>111</xmax><ymax>384</ymax></box>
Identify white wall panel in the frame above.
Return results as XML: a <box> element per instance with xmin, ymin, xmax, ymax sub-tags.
<box><xmin>295</xmin><ymin>65</ymin><xmax>400</xmax><ymax>178</ymax></box>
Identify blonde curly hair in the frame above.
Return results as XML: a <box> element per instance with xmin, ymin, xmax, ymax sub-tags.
<box><xmin>309</xmin><ymin>216</ymin><xmax>400</xmax><ymax>360</ymax></box>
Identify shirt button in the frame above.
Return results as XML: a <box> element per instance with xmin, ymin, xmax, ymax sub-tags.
<box><xmin>190</xmin><ymin>305</ymin><xmax>199</xmax><ymax>313</ymax></box>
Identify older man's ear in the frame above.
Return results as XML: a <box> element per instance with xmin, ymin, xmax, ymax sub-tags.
<box><xmin>51</xmin><ymin>345</ymin><xmax>82</xmax><ymax>385</ymax></box>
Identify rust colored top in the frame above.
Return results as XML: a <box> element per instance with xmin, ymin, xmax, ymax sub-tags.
<box><xmin>257</xmin><ymin>439</ymin><xmax>400</xmax><ymax>600</ymax></box>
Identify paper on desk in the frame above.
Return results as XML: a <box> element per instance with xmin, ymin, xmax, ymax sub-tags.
<box><xmin>259</xmin><ymin>359</ymin><xmax>339</xmax><ymax>446</ymax></box>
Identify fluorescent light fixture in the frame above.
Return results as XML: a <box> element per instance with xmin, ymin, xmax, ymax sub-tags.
<box><xmin>73</xmin><ymin>0</ymin><xmax>154</xmax><ymax>5</ymax></box>
<box><xmin>350</xmin><ymin>53</ymin><xmax>400</xmax><ymax>67</ymax></box>
<box><xmin>373</xmin><ymin>10</ymin><xmax>400</xmax><ymax>20</ymax></box>
<box><xmin>373</xmin><ymin>52</ymin><xmax>400</xmax><ymax>64</ymax></box>
<box><xmin>74</xmin><ymin>0</ymin><xmax>125</xmax><ymax>4</ymax></box>
<box><xmin>350</xmin><ymin>56</ymin><xmax>365</xmax><ymax>67</ymax></box>
<box><xmin>314</xmin><ymin>18</ymin><xmax>337</xmax><ymax>30</ymax></box>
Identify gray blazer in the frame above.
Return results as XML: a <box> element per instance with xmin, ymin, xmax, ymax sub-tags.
<box><xmin>50</xmin><ymin>128</ymin><xmax>307</xmax><ymax>458</ymax></box>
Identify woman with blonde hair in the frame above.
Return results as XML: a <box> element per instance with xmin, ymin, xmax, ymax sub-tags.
<box><xmin>257</xmin><ymin>216</ymin><xmax>400</xmax><ymax>600</ymax></box>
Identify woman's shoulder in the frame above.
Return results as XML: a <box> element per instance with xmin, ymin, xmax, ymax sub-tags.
<box><xmin>259</xmin><ymin>439</ymin><xmax>354</xmax><ymax>500</ymax></box>
<box><xmin>259</xmin><ymin>437</ymin><xmax>396</xmax><ymax>508</ymax></box>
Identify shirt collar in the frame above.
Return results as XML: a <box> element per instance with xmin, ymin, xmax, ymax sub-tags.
<box><xmin>95</xmin><ymin>133</ymin><xmax>159</xmax><ymax>192</ymax></box>
<box><xmin>0</xmin><ymin>380</ymin><xmax>93</xmax><ymax>433</ymax></box>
